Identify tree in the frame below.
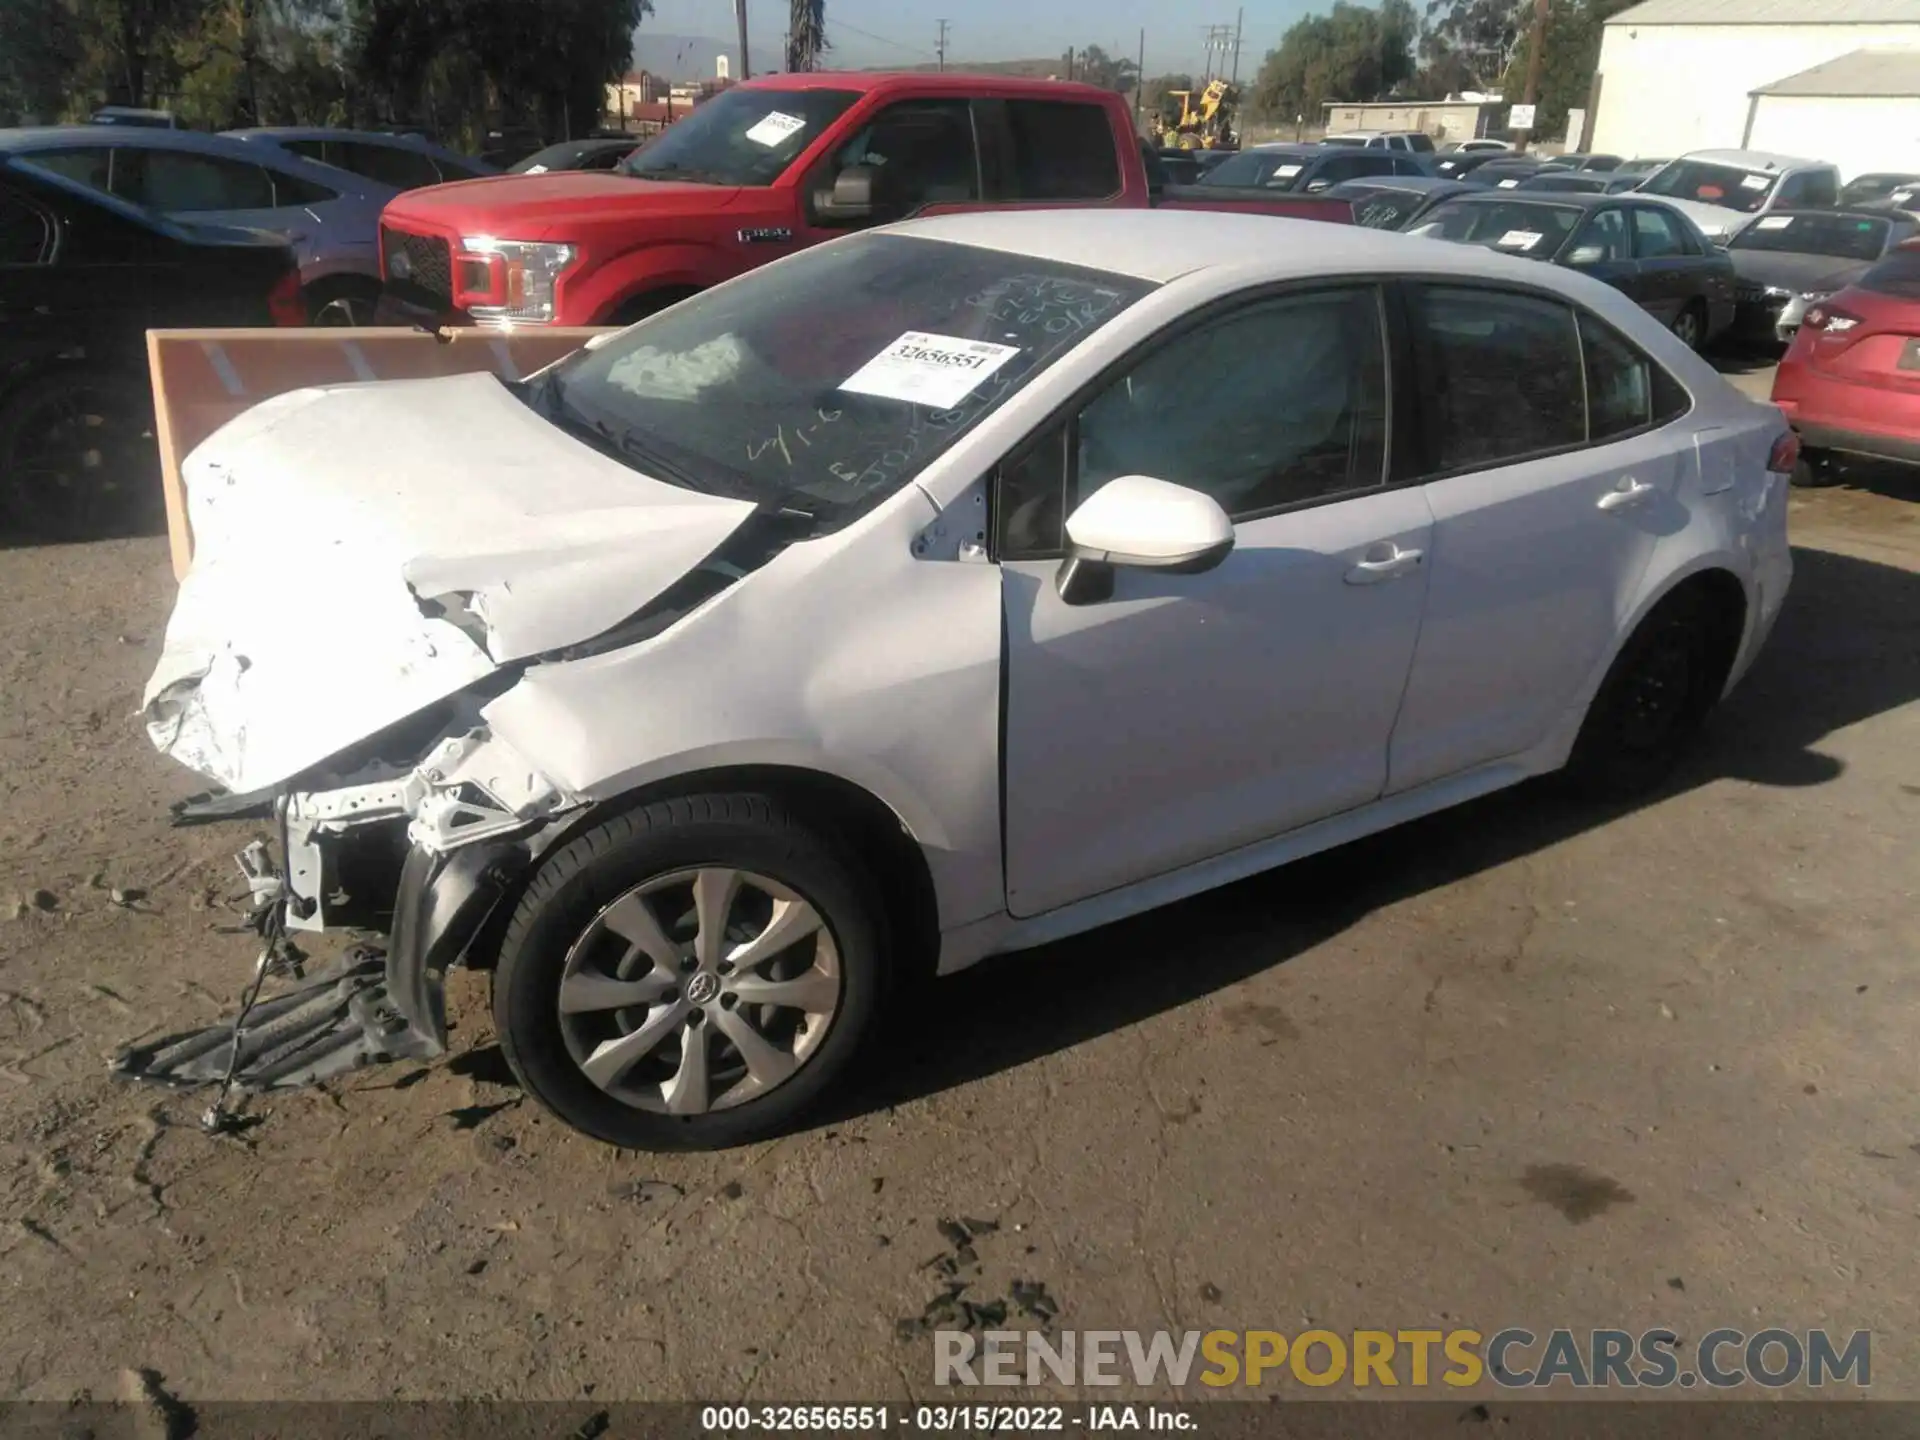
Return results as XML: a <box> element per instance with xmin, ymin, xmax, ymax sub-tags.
<box><xmin>1072</xmin><ymin>43</ymin><xmax>1138</xmax><ymax>94</ymax></box>
<box><xmin>1419</xmin><ymin>0</ymin><xmax>1524</xmax><ymax>91</ymax></box>
<box><xmin>1500</xmin><ymin>0</ymin><xmax>1638</xmax><ymax>137</ymax></box>
<box><xmin>785</xmin><ymin>0</ymin><xmax>825</xmax><ymax>72</ymax></box>
<box><xmin>1137</xmin><ymin>71</ymin><xmax>1194</xmax><ymax>115</ymax></box>
<box><xmin>1251</xmin><ymin>0</ymin><xmax>1418</xmax><ymax>121</ymax></box>
<box><xmin>0</xmin><ymin>0</ymin><xmax>85</xmax><ymax>122</ymax></box>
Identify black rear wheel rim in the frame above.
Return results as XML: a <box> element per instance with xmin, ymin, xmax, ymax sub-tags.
<box><xmin>1618</xmin><ymin>623</ymin><xmax>1696</xmax><ymax>755</ymax></box>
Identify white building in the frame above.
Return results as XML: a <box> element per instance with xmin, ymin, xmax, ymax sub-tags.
<box><xmin>1589</xmin><ymin>0</ymin><xmax>1920</xmax><ymax>172</ymax></box>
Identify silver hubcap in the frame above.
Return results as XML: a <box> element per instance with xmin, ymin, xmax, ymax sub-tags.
<box><xmin>313</xmin><ymin>296</ymin><xmax>370</xmax><ymax>326</ymax></box>
<box><xmin>1675</xmin><ymin>311</ymin><xmax>1699</xmax><ymax>346</ymax></box>
<box><xmin>556</xmin><ymin>867</ymin><xmax>841</xmax><ymax>1115</ymax></box>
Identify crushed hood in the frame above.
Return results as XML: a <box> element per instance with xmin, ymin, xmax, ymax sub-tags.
<box><xmin>143</xmin><ymin>371</ymin><xmax>755</xmax><ymax>794</ymax></box>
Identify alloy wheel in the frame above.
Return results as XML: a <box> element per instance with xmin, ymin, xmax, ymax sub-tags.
<box><xmin>555</xmin><ymin>867</ymin><xmax>841</xmax><ymax>1115</ymax></box>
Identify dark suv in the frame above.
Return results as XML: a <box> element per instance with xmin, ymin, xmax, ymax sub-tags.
<box><xmin>1197</xmin><ymin>143</ymin><xmax>1431</xmax><ymax>193</ymax></box>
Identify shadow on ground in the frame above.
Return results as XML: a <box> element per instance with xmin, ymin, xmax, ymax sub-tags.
<box><xmin>827</xmin><ymin>542</ymin><xmax>1920</xmax><ymax>1120</ymax></box>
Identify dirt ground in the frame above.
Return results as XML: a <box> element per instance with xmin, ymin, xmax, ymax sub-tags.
<box><xmin>2</xmin><ymin>385</ymin><xmax>1918</xmax><ymax>1406</ymax></box>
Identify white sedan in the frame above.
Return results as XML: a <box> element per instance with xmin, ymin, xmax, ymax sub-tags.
<box><xmin>138</xmin><ymin>210</ymin><xmax>1796</xmax><ymax>1149</ymax></box>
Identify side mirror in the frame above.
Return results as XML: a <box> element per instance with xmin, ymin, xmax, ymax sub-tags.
<box><xmin>1566</xmin><ymin>244</ymin><xmax>1606</xmax><ymax>266</ymax></box>
<box><xmin>812</xmin><ymin>163</ymin><xmax>877</xmax><ymax>223</ymax></box>
<box><xmin>1055</xmin><ymin>475</ymin><xmax>1235</xmax><ymax>605</ymax></box>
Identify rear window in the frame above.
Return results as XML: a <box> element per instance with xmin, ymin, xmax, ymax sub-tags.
<box><xmin>1731</xmin><ymin>211</ymin><xmax>1890</xmax><ymax>262</ymax></box>
<box><xmin>1639</xmin><ymin>159</ymin><xmax>1777</xmax><ymax>214</ymax></box>
<box><xmin>1407</xmin><ymin>198</ymin><xmax>1581</xmax><ymax>257</ymax></box>
<box><xmin>1002</xmin><ymin>100</ymin><xmax>1119</xmax><ymax>200</ymax></box>
<box><xmin>1858</xmin><ymin>244</ymin><xmax>1920</xmax><ymax>299</ymax></box>
<box><xmin>1199</xmin><ymin>150</ymin><xmax>1311</xmax><ymax>189</ymax></box>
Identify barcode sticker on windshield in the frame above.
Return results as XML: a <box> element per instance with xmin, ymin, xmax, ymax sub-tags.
<box><xmin>1498</xmin><ymin>178</ymin><xmax>1520</xmax><ymax>188</ymax></box>
<box><xmin>839</xmin><ymin>332</ymin><xmax>1022</xmax><ymax>409</ymax></box>
<box><xmin>1755</xmin><ymin>216</ymin><xmax>1795</xmax><ymax>230</ymax></box>
<box><xmin>1274</xmin><ymin>164</ymin><xmax>1304</xmax><ymax>177</ymax></box>
<box><xmin>1740</xmin><ymin>174</ymin><xmax>1771</xmax><ymax>190</ymax></box>
<box><xmin>745</xmin><ymin>111</ymin><xmax>807</xmax><ymax>147</ymax></box>
<box><xmin>1497</xmin><ymin>229</ymin><xmax>1544</xmax><ymax>249</ymax></box>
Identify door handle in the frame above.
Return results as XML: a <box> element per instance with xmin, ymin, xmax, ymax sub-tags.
<box><xmin>1597</xmin><ymin>478</ymin><xmax>1655</xmax><ymax>512</ymax></box>
<box><xmin>1344</xmin><ymin>542</ymin><xmax>1424</xmax><ymax>584</ymax></box>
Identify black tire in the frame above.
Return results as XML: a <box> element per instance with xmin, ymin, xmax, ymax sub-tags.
<box><xmin>609</xmin><ymin>286</ymin><xmax>700</xmax><ymax>326</ymax></box>
<box><xmin>1671</xmin><ymin>300</ymin><xmax>1707</xmax><ymax>352</ymax></box>
<box><xmin>0</xmin><ymin>370</ymin><xmax>161</xmax><ymax>543</ymax></box>
<box><xmin>1789</xmin><ymin>448</ymin><xmax>1840</xmax><ymax>489</ymax></box>
<box><xmin>492</xmin><ymin>793</ymin><xmax>886</xmax><ymax>1150</ymax></box>
<box><xmin>1563</xmin><ymin>588</ymin><xmax>1719</xmax><ymax>800</ymax></box>
<box><xmin>305</xmin><ymin>278</ymin><xmax>382</xmax><ymax>327</ymax></box>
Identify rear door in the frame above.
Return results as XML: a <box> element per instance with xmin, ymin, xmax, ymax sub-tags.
<box><xmin>1385</xmin><ymin>283</ymin><xmax>1691</xmax><ymax>791</ymax></box>
<box><xmin>1628</xmin><ymin>204</ymin><xmax>1692</xmax><ymax>322</ymax></box>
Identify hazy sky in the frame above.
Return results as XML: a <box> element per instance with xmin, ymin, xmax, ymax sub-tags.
<box><xmin>640</xmin><ymin>0</ymin><xmax>1322</xmax><ymax>82</ymax></box>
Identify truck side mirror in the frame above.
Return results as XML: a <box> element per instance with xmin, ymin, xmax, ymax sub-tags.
<box><xmin>813</xmin><ymin>164</ymin><xmax>877</xmax><ymax>224</ymax></box>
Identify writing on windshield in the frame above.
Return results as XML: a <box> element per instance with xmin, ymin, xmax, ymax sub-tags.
<box><xmin>1641</xmin><ymin>161</ymin><xmax>1776</xmax><ymax>214</ymax></box>
<box><xmin>621</xmin><ymin>86</ymin><xmax>859</xmax><ymax>187</ymax></box>
<box><xmin>534</xmin><ymin>235</ymin><xmax>1153</xmax><ymax>531</ymax></box>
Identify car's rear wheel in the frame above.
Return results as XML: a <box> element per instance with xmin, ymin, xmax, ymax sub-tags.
<box><xmin>306</xmin><ymin>278</ymin><xmax>382</xmax><ymax>327</ymax></box>
<box><xmin>1790</xmin><ymin>448</ymin><xmax>1841</xmax><ymax>488</ymax></box>
<box><xmin>492</xmin><ymin>793</ymin><xmax>885</xmax><ymax>1149</ymax></box>
<box><xmin>1671</xmin><ymin>301</ymin><xmax>1707</xmax><ymax>352</ymax></box>
<box><xmin>1563</xmin><ymin>588</ymin><xmax>1720</xmax><ymax>799</ymax></box>
<box><xmin>0</xmin><ymin>370</ymin><xmax>161</xmax><ymax>543</ymax></box>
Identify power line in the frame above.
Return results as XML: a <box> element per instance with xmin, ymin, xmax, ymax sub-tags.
<box><xmin>829</xmin><ymin>19</ymin><xmax>938</xmax><ymax>59</ymax></box>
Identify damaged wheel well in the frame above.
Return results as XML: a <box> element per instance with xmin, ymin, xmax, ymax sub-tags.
<box><xmin>461</xmin><ymin>766</ymin><xmax>941</xmax><ymax>984</ymax></box>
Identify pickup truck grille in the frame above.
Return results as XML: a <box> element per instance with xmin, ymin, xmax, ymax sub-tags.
<box><xmin>381</xmin><ymin>226</ymin><xmax>453</xmax><ymax>308</ymax></box>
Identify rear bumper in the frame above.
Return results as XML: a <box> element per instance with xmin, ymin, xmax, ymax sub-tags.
<box><xmin>1792</xmin><ymin>421</ymin><xmax>1920</xmax><ymax>466</ymax></box>
<box><xmin>1773</xmin><ymin>365</ymin><xmax>1920</xmax><ymax>466</ymax></box>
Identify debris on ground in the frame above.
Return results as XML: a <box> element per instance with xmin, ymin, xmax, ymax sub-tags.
<box><xmin>897</xmin><ymin>1216</ymin><xmax>1056</xmax><ymax>1341</ymax></box>
<box><xmin>109</xmin><ymin>887</ymin><xmax>148</xmax><ymax>908</ymax></box>
<box><xmin>609</xmin><ymin>1179</ymin><xmax>683</xmax><ymax>1208</ymax></box>
<box><xmin>29</xmin><ymin>888</ymin><xmax>57</xmax><ymax>912</ymax></box>
<box><xmin>719</xmin><ymin>1179</ymin><xmax>744</xmax><ymax>1200</ymax></box>
<box><xmin>1199</xmin><ymin>1281</ymin><xmax>1224</xmax><ymax>1303</ymax></box>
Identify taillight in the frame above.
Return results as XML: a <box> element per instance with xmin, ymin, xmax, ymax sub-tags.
<box><xmin>268</xmin><ymin>269</ymin><xmax>306</xmax><ymax>327</ymax></box>
<box><xmin>1766</xmin><ymin>430</ymin><xmax>1800</xmax><ymax>476</ymax></box>
<box><xmin>1802</xmin><ymin>303</ymin><xmax>1861</xmax><ymax>336</ymax></box>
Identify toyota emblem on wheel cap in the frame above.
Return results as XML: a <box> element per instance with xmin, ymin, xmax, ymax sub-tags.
<box><xmin>685</xmin><ymin>971</ymin><xmax>721</xmax><ymax>1005</ymax></box>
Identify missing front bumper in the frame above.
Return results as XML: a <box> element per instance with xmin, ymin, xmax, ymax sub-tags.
<box><xmin>113</xmin><ymin>836</ymin><xmax>528</xmax><ymax>1095</ymax></box>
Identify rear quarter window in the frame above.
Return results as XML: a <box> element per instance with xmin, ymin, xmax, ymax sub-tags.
<box><xmin>1860</xmin><ymin>246</ymin><xmax>1920</xmax><ymax>298</ymax></box>
<box><xmin>1002</xmin><ymin>100</ymin><xmax>1120</xmax><ymax>200</ymax></box>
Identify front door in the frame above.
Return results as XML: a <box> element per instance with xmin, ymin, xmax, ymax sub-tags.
<box><xmin>1628</xmin><ymin>204</ymin><xmax>1694</xmax><ymax>324</ymax></box>
<box><xmin>999</xmin><ymin>285</ymin><xmax>1434</xmax><ymax>918</ymax></box>
<box><xmin>1386</xmin><ymin>284</ymin><xmax>1692</xmax><ymax>792</ymax></box>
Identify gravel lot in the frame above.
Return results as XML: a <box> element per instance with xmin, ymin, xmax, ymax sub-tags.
<box><xmin>2</xmin><ymin>367</ymin><xmax>1917</xmax><ymax>1405</ymax></box>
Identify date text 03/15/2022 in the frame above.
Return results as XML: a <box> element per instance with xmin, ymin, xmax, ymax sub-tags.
<box><xmin>700</xmin><ymin>1406</ymin><xmax>1193</xmax><ymax>1432</ymax></box>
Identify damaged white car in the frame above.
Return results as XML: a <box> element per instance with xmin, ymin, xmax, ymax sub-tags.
<box><xmin>132</xmin><ymin>211</ymin><xmax>1795</xmax><ymax>1149</ymax></box>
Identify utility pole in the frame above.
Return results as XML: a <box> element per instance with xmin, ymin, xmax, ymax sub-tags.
<box><xmin>1201</xmin><ymin>25</ymin><xmax>1233</xmax><ymax>86</ymax></box>
<box><xmin>1134</xmin><ymin>27</ymin><xmax>1146</xmax><ymax>124</ymax></box>
<box><xmin>936</xmin><ymin>20</ymin><xmax>950</xmax><ymax>71</ymax></box>
<box><xmin>1515</xmin><ymin>0</ymin><xmax>1549</xmax><ymax>152</ymax></box>
<box><xmin>735</xmin><ymin>0</ymin><xmax>752</xmax><ymax>81</ymax></box>
<box><xmin>1229</xmin><ymin>8</ymin><xmax>1243</xmax><ymax>85</ymax></box>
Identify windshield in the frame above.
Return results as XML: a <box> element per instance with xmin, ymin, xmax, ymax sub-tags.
<box><xmin>1731</xmin><ymin>211</ymin><xmax>1890</xmax><ymax>262</ymax></box>
<box><xmin>1408</xmin><ymin>199</ymin><xmax>1580</xmax><ymax>257</ymax></box>
<box><xmin>1639</xmin><ymin>159</ymin><xmax>1777</xmax><ymax>213</ymax></box>
<box><xmin>1839</xmin><ymin>173</ymin><xmax>1920</xmax><ymax>208</ymax></box>
<box><xmin>524</xmin><ymin>234</ymin><xmax>1153</xmax><ymax>531</ymax></box>
<box><xmin>1199</xmin><ymin>151</ymin><xmax>1310</xmax><ymax>189</ymax></box>
<box><xmin>619</xmin><ymin>86</ymin><xmax>859</xmax><ymax>186</ymax></box>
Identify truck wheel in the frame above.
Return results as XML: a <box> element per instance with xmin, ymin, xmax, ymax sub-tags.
<box><xmin>491</xmin><ymin>793</ymin><xmax>887</xmax><ymax>1150</ymax></box>
<box><xmin>0</xmin><ymin>370</ymin><xmax>161</xmax><ymax>543</ymax></box>
<box><xmin>307</xmin><ymin>278</ymin><xmax>382</xmax><ymax>326</ymax></box>
<box><xmin>609</xmin><ymin>287</ymin><xmax>701</xmax><ymax>326</ymax></box>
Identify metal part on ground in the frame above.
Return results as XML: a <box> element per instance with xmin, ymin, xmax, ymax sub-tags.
<box><xmin>112</xmin><ymin>947</ymin><xmax>438</xmax><ymax>1092</ymax></box>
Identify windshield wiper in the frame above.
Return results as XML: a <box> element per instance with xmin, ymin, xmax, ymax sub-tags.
<box><xmin>622</xmin><ymin>161</ymin><xmax>732</xmax><ymax>185</ymax></box>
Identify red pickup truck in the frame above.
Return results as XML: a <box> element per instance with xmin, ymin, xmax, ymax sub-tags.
<box><xmin>375</xmin><ymin>72</ymin><xmax>1349</xmax><ymax>329</ymax></box>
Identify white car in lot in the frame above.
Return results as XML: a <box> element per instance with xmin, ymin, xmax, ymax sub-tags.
<box><xmin>139</xmin><ymin>211</ymin><xmax>1796</xmax><ymax>1150</ymax></box>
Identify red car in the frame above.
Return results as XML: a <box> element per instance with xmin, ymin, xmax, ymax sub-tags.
<box><xmin>1771</xmin><ymin>239</ymin><xmax>1920</xmax><ymax>485</ymax></box>
<box><xmin>375</xmin><ymin>72</ymin><xmax>1348</xmax><ymax>330</ymax></box>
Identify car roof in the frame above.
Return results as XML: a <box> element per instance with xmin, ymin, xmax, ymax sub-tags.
<box><xmin>1432</xmin><ymin>189</ymin><xmax>1646</xmax><ymax>210</ymax></box>
<box><xmin>0</xmin><ymin>124</ymin><xmax>389</xmax><ymax>194</ymax></box>
<box><xmin>1246</xmin><ymin>142</ymin><xmax>1330</xmax><ymax>156</ymax></box>
<box><xmin>738</xmin><ymin>70</ymin><xmax>1118</xmax><ymax>102</ymax></box>
<box><xmin>1679</xmin><ymin>147</ymin><xmax>1824</xmax><ymax>171</ymax></box>
<box><xmin>895</xmin><ymin>208</ymin><xmax>1601</xmax><ymax>286</ymax></box>
<box><xmin>226</xmin><ymin>126</ymin><xmax>452</xmax><ymax>150</ymax></box>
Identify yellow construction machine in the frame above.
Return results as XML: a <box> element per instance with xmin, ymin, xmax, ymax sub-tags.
<box><xmin>1154</xmin><ymin>79</ymin><xmax>1238</xmax><ymax>150</ymax></box>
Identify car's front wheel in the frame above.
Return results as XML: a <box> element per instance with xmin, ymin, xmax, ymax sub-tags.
<box><xmin>492</xmin><ymin>794</ymin><xmax>885</xmax><ymax>1149</ymax></box>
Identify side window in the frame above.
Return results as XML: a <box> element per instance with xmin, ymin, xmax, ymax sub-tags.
<box><xmin>433</xmin><ymin>157</ymin><xmax>492</xmax><ymax>180</ymax></box>
<box><xmin>1309</xmin><ymin>153</ymin><xmax>1391</xmax><ymax>190</ymax></box>
<box><xmin>123</xmin><ymin>150</ymin><xmax>277</xmax><ymax>211</ymax></box>
<box><xmin>1071</xmin><ymin>286</ymin><xmax>1389</xmax><ymax>522</ymax></box>
<box><xmin>1631</xmin><ymin>206</ymin><xmax>1684</xmax><ymax>259</ymax></box>
<box><xmin>1580</xmin><ymin>311</ymin><xmax>1693</xmax><ymax>440</ymax></box>
<box><xmin>1390</xmin><ymin>155</ymin><xmax>1426</xmax><ymax>175</ymax></box>
<box><xmin>20</xmin><ymin>147</ymin><xmax>113</xmax><ymax>194</ymax></box>
<box><xmin>268</xmin><ymin>168</ymin><xmax>339</xmax><ymax>205</ymax></box>
<box><xmin>283</xmin><ymin>139</ymin><xmax>332</xmax><ymax>164</ymax></box>
<box><xmin>1002</xmin><ymin>100</ymin><xmax>1120</xmax><ymax>200</ymax></box>
<box><xmin>1410</xmin><ymin>285</ymin><xmax>1585</xmax><ymax>471</ymax></box>
<box><xmin>0</xmin><ymin>188</ymin><xmax>51</xmax><ymax>264</ymax></box>
<box><xmin>1568</xmin><ymin>207</ymin><xmax>1630</xmax><ymax>263</ymax></box>
<box><xmin>833</xmin><ymin>100</ymin><xmax>978</xmax><ymax>215</ymax></box>
<box><xmin>1781</xmin><ymin>169</ymin><xmax>1836</xmax><ymax>207</ymax></box>
<box><xmin>341</xmin><ymin>141</ymin><xmax>443</xmax><ymax>190</ymax></box>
